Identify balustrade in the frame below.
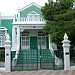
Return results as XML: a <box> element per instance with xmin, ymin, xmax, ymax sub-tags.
<box><xmin>14</xmin><ymin>17</ymin><xmax>45</xmax><ymax>22</ymax></box>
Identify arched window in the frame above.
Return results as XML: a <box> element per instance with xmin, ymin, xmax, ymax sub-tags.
<box><xmin>27</xmin><ymin>11</ymin><xmax>40</xmax><ymax>21</ymax></box>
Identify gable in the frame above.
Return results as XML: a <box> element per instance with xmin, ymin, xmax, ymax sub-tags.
<box><xmin>20</xmin><ymin>4</ymin><xmax>42</xmax><ymax>17</ymax></box>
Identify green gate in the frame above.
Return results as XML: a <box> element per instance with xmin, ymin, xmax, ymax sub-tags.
<box><xmin>40</xmin><ymin>49</ymin><xmax>64</xmax><ymax>70</ymax></box>
<box><xmin>40</xmin><ymin>49</ymin><xmax>55</xmax><ymax>70</ymax></box>
<box><xmin>11</xmin><ymin>49</ymin><xmax>64</xmax><ymax>71</ymax></box>
<box><xmin>11</xmin><ymin>49</ymin><xmax>38</xmax><ymax>71</ymax></box>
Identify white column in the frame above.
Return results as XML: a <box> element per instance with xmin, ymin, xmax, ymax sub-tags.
<box><xmin>18</xmin><ymin>8</ymin><xmax>20</xmax><ymax>19</ymax></box>
<box><xmin>62</xmin><ymin>33</ymin><xmax>70</xmax><ymax>70</ymax></box>
<box><xmin>17</xmin><ymin>27</ymin><xmax>20</xmax><ymax>48</ymax></box>
<box><xmin>12</xmin><ymin>26</ymin><xmax>16</xmax><ymax>49</ymax></box>
<box><xmin>5</xmin><ymin>34</ymin><xmax>11</xmax><ymax>72</ymax></box>
<box><xmin>5</xmin><ymin>30</ymin><xmax>7</xmax><ymax>36</ymax></box>
<box><xmin>48</xmin><ymin>34</ymin><xmax>53</xmax><ymax>51</ymax></box>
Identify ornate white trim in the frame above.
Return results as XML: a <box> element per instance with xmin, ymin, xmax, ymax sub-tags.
<box><xmin>27</xmin><ymin>11</ymin><xmax>40</xmax><ymax>15</ymax></box>
<box><xmin>20</xmin><ymin>25</ymin><xmax>45</xmax><ymax>30</ymax></box>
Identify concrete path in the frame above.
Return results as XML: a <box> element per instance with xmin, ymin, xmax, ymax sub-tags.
<box><xmin>0</xmin><ymin>70</ymin><xmax>75</xmax><ymax>75</ymax></box>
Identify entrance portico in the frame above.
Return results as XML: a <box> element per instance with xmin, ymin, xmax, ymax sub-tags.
<box><xmin>12</xmin><ymin>23</ymin><xmax>46</xmax><ymax>51</ymax></box>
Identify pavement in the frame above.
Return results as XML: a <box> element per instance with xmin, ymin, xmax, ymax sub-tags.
<box><xmin>0</xmin><ymin>70</ymin><xmax>75</xmax><ymax>75</ymax></box>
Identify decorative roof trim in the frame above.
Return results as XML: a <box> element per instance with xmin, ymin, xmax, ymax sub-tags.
<box><xmin>27</xmin><ymin>11</ymin><xmax>40</xmax><ymax>15</ymax></box>
<box><xmin>19</xmin><ymin>2</ymin><xmax>41</xmax><ymax>12</ymax></box>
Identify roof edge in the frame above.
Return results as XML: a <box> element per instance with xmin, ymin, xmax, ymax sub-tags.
<box><xmin>19</xmin><ymin>2</ymin><xmax>41</xmax><ymax>12</ymax></box>
<box><xmin>0</xmin><ymin>16</ymin><xmax>14</xmax><ymax>19</ymax></box>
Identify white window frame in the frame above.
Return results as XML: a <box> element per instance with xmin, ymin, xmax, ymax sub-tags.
<box><xmin>21</xmin><ymin>36</ymin><xmax>30</xmax><ymax>50</ymax></box>
<box><xmin>37</xmin><ymin>36</ymin><xmax>46</xmax><ymax>49</ymax></box>
<box><xmin>0</xmin><ymin>27</ymin><xmax>7</xmax><ymax>47</ymax></box>
<box><xmin>0</xmin><ymin>32</ymin><xmax>5</xmax><ymax>47</ymax></box>
<box><xmin>27</xmin><ymin>11</ymin><xmax>40</xmax><ymax>21</ymax></box>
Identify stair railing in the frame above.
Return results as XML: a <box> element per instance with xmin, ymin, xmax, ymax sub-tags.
<box><xmin>12</xmin><ymin>44</ymin><xmax>20</xmax><ymax>68</ymax></box>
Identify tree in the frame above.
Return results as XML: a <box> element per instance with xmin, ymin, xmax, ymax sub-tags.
<box><xmin>41</xmin><ymin>0</ymin><xmax>75</xmax><ymax>49</ymax></box>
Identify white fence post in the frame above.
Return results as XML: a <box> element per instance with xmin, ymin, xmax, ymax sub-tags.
<box><xmin>5</xmin><ymin>34</ymin><xmax>11</xmax><ymax>72</ymax></box>
<box><xmin>62</xmin><ymin>33</ymin><xmax>70</xmax><ymax>70</ymax></box>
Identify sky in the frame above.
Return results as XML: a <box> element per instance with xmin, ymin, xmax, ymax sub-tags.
<box><xmin>0</xmin><ymin>0</ymin><xmax>49</xmax><ymax>16</ymax></box>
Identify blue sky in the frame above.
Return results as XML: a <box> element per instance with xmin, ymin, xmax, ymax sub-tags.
<box><xmin>0</xmin><ymin>0</ymin><xmax>49</xmax><ymax>16</ymax></box>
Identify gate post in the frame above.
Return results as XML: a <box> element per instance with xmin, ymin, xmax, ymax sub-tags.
<box><xmin>5</xmin><ymin>34</ymin><xmax>11</xmax><ymax>72</ymax></box>
<box><xmin>62</xmin><ymin>33</ymin><xmax>70</xmax><ymax>70</ymax></box>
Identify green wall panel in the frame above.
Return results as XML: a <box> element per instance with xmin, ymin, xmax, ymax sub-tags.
<box><xmin>46</xmin><ymin>37</ymin><xmax>49</xmax><ymax>49</ymax></box>
<box><xmin>30</xmin><ymin>37</ymin><xmax>37</xmax><ymax>49</ymax></box>
<box><xmin>11</xmin><ymin>51</ymin><xmax>16</xmax><ymax>60</ymax></box>
<box><xmin>1</xmin><ymin>19</ymin><xmax>13</xmax><ymax>41</ymax></box>
<box><xmin>20</xmin><ymin>5</ymin><xmax>42</xmax><ymax>17</ymax></box>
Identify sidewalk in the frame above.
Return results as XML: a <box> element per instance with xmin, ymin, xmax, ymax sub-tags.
<box><xmin>0</xmin><ymin>70</ymin><xmax>75</xmax><ymax>75</ymax></box>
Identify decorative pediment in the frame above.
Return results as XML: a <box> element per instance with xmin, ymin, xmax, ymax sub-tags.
<box><xmin>27</xmin><ymin>11</ymin><xmax>40</xmax><ymax>16</ymax></box>
<box><xmin>18</xmin><ymin>2</ymin><xmax>42</xmax><ymax>18</ymax></box>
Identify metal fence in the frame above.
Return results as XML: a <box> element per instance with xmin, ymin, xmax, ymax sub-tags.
<box><xmin>70</xmin><ymin>49</ymin><xmax>75</xmax><ymax>66</ymax></box>
<box><xmin>11</xmin><ymin>49</ymin><xmax>64</xmax><ymax>71</ymax></box>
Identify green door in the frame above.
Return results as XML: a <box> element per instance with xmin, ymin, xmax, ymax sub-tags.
<box><xmin>30</xmin><ymin>37</ymin><xmax>37</xmax><ymax>49</ymax></box>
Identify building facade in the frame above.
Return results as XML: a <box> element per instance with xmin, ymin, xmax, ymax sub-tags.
<box><xmin>0</xmin><ymin>3</ymin><xmax>65</xmax><ymax>71</ymax></box>
<box><xmin>0</xmin><ymin>2</ymin><xmax>50</xmax><ymax>58</ymax></box>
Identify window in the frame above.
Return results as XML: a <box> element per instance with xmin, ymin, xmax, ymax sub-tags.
<box><xmin>21</xmin><ymin>31</ymin><xmax>30</xmax><ymax>49</ymax></box>
<box><xmin>0</xmin><ymin>31</ymin><xmax>5</xmax><ymax>47</ymax></box>
<box><xmin>38</xmin><ymin>31</ymin><xmax>46</xmax><ymax>49</ymax></box>
<box><xmin>27</xmin><ymin>12</ymin><xmax>40</xmax><ymax>21</ymax></box>
<box><xmin>38</xmin><ymin>36</ymin><xmax>46</xmax><ymax>49</ymax></box>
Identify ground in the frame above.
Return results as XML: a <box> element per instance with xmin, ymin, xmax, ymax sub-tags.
<box><xmin>0</xmin><ymin>70</ymin><xmax>75</xmax><ymax>75</ymax></box>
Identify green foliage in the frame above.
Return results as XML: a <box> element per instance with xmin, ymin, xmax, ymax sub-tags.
<box><xmin>41</xmin><ymin>0</ymin><xmax>75</xmax><ymax>48</ymax></box>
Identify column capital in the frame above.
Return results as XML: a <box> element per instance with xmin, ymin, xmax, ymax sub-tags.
<box><xmin>62</xmin><ymin>33</ymin><xmax>70</xmax><ymax>47</ymax></box>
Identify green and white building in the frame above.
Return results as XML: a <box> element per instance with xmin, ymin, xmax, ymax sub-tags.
<box><xmin>0</xmin><ymin>2</ymin><xmax>62</xmax><ymax>71</ymax></box>
<box><xmin>0</xmin><ymin>2</ymin><xmax>50</xmax><ymax>53</ymax></box>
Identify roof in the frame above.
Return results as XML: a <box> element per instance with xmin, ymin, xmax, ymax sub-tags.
<box><xmin>18</xmin><ymin>2</ymin><xmax>41</xmax><ymax>12</ymax></box>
